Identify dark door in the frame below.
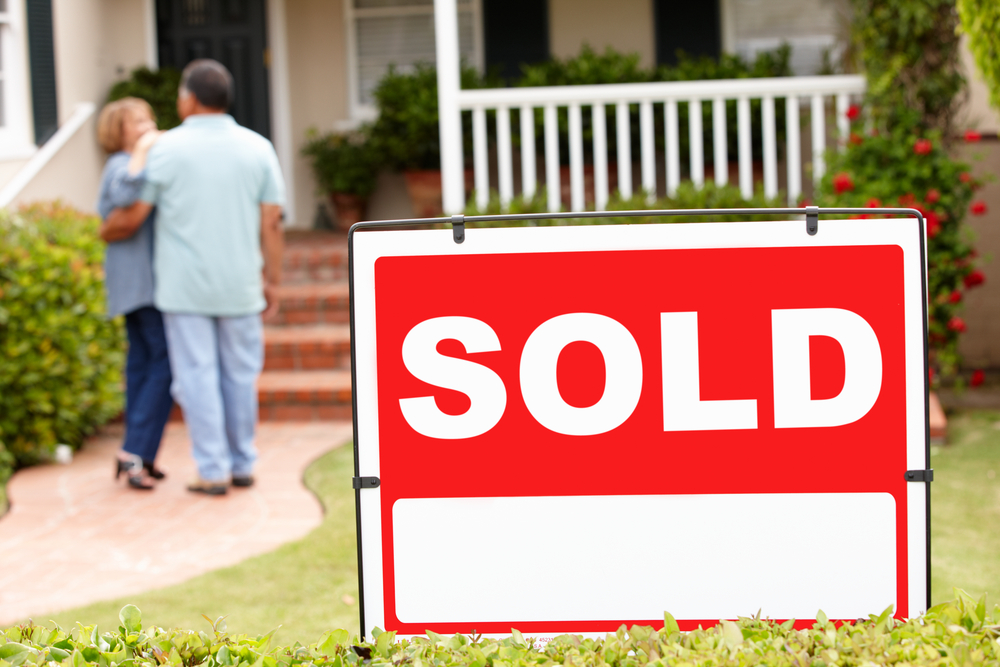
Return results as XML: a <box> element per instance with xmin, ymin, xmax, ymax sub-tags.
<box><xmin>156</xmin><ymin>0</ymin><xmax>271</xmax><ymax>138</ymax></box>
<box><xmin>654</xmin><ymin>0</ymin><xmax>721</xmax><ymax>66</ymax></box>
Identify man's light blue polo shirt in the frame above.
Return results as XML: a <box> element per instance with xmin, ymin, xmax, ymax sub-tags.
<box><xmin>140</xmin><ymin>114</ymin><xmax>285</xmax><ymax>316</ymax></box>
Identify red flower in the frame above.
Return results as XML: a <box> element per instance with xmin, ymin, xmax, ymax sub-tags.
<box><xmin>965</xmin><ymin>130</ymin><xmax>982</xmax><ymax>143</ymax></box>
<box><xmin>866</xmin><ymin>197</ymin><xmax>882</xmax><ymax>208</ymax></box>
<box><xmin>929</xmin><ymin>367</ymin><xmax>936</xmax><ymax>384</ymax></box>
<box><xmin>948</xmin><ymin>290</ymin><xmax>962</xmax><ymax>304</ymax></box>
<box><xmin>971</xmin><ymin>369</ymin><xmax>986</xmax><ymax>387</ymax></box>
<box><xmin>855</xmin><ymin>213</ymin><xmax>872</xmax><ymax>219</ymax></box>
<box><xmin>914</xmin><ymin>139</ymin><xmax>933</xmax><ymax>155</ymax></box>
<box><xmin>898</xmin><ymin>193</ymin><xmax>917</xmax><ymax>208</ymax></box>
<box><xmin>960</xmin><ymin>171</ymin><xmax>972</xmax><ymax>183</ymax></box>
<box><xmin>846</xmin><ymin>104</ymin><xmax>861</xmax><ymax>121</ymax></box>
<box><xmin>849</xmin><ymin>132</ymin><xmax>864</xmax><ymax>145</ymax></box>
<box><xmin>971</xmin><ymin>200</ymin><xmax>988</xmax><ymax>215</ymax></box>
<box><xmin>799</xmin><ymin>198</ymin><xmax>812</xmax><ymax>208</ymax></box>
<box><xmin>948</xmin><ymin>316</ymin><xmax>967</xmax><ymax>333</ymax></box>
<box><xmin>925</xmin><ymin>189</ymin><xmax>940</xmax><ymax>204</ymax></box>
<box><xmin>926</xmin><ymin>211</ymin><xmax>941</xmax><ymax>237</ymax></box>
<box><xmin>833</xmin><ymin>172</ymin><xmax>854</xmax><ymax>194</ymax></box>
<box><xmin>964</xmin><ymin>269</ymin><xmax>986</xmax><ymax>288</ymax></box>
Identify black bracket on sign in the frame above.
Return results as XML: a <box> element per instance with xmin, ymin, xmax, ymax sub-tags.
<box><xmin>451</xmin><ymin>214</ymin><xmax>465</xmax><ymax>244</ymax></box>
<box><xmin>805</xmin><ymin>206</ymin><xmax>819</xmax><ymax>236</ymax></box>
<box><xmin>352</xmin><ymin>476</ymin><xmax>380</xmax><ymax>489</ymax></box>
<box><xmin>905</xmin><ymin>469</ymin><xmax>934</xmax><ymax>482</ymax></box>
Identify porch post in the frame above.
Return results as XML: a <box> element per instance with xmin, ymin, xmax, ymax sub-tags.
<box><xmin>434</xmin><ymin>0</ymin><xmax>465</xmax><ymax>214</ymax></box>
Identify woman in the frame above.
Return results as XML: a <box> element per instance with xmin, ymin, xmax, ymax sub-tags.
<box><xmin>96</xmin><ymin>98</ymin><xmax>171</xmax><ymax>490</ymax></box>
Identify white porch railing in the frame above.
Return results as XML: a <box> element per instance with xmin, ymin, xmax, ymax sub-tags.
<box><xmin>434</xmin><ymin>0</ymin><xmax>865</xmax><ymax>214</ymax></box>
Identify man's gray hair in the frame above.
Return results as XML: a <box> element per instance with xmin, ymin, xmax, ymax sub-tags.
<box><xmin>180</xmin><ymin>59</ymin><xmax>234</xmax><ymax>111</ymax></box>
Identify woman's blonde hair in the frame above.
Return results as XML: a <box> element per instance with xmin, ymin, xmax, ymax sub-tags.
<box><xmin>97</xmin><ymin>97</ymin><xmax>155</xmax><ymax>154</ymax></box>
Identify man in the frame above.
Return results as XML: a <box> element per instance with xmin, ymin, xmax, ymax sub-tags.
<box><xmin>102</xmin><ymin>59</ymin><xmax>285</xmax><ymax>495</ymax></box>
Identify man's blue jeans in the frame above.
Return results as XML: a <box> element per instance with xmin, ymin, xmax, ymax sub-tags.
<box><xmin>122</xmin><ymin>306</ymin><xmax>174</xmax><ymax>463</ymax></box>
<box><xmin>162</xmin><ymin>312</ymin><xmax>263</xmax><ymax>481</ymax></box>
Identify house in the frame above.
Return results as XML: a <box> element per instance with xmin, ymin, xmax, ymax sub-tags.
<box><xmin>1</xmin><ymin>0</ymin><xmax>999</xmax><ymax>366</ymax></box>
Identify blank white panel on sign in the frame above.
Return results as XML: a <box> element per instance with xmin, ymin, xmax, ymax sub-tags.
<box><xmin>393</xmin><ymin>493</ymin><xmax>896</xmax><ymax>624</ymax></box>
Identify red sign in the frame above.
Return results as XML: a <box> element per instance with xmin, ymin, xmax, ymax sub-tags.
<box><xmin>351</xmin><ymin>220</ymin><xmax>928</xmax><ymax>639</ymax></box>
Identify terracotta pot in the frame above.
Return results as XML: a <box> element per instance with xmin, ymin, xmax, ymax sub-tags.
<box><xmin>328</xmin><ymin>192</ymin><xmax>368</xmax><ymax>232</ymax></box>
<box><xmin>403</xmin><ymin>169</ymin><xmax>475</xmax><ymax>218</ymax></box>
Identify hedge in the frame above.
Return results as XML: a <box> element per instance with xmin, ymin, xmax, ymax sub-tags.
<box><xmin>0</xmin><ymin>203</ymin><xmax>125</xmax><ymax>479</ymax></box>
<box><xmin>4</xmin><ymin>592</ymin><xmax>998</xmax><ymax>667</ymax></box>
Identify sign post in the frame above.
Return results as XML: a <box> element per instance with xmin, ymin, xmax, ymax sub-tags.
<box><xmin>348</xmin><ymin>208</ymin><xmax>932</xmax><ymax>640</ymax></box>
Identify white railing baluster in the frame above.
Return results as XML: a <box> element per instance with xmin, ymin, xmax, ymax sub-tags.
<box><xmin>762</xmin><ymin>94</ymin><xmax>777</xmax><ymax>199</ymax></box>
<box><xmin>689</xmin><ymin>99</ymin><xmax>704</xmax><ymax>188</ymax></box>
<box><xmin>811</xmin><ymin>94</ymin><xmax>826</xmax><ymax>185</ymax></box>
<box><xmin>520</xmin><ymin>105</ymin><xmax>537</xmax><ymax>199</ymax></box>
<box><xmin>712</xmin><ymin>97</ymin><xmax>728</xmax><ymax>186</ymax></box>
<box><xmin>737</xmin><ymin>96</ymin><xmax>752</xmax><ymax>199</ymax></box>
<box><xmin>640</xmin><ymin>99</ymin><xmax>656</xmax><ymax>202</ymax></box>
<box><xmin>592</xmin><ymin>103</ymin><xmax>609</xmax><ymax>211</ymax></box>
<box><xmin>496</xmin><ymin>105</ymin><xmax>513</xmax><ymax>207</ymax></box>
<box><xmin>785</xmin><ymin>96</ymin><xmax>801</xmax><ymax>205</ymax></box>
<box><xmin>836</xmin><ymin>93</ymin><xmax>850</xmax><ymax>151</ymax></box>
<box><xmin>472</xmin><ymin>106</ymin><xmax>489</xmax><ymax>209</ymax></box>
<box><xmin>569</xmin><ymin>102</ymin><xmax>585</xmax><ymax>212</ymax></box>
<box><xmin>616</xmin><ymin>101</ymin><xmax>632</xmax><ymax>199</ymax></box>
<box><xmin>665</xmin><ymin>99</ymin><xmax>680</xmax><ymax>197</ymax></box>
<box><xmin>544</xmin><ymin>103</ymin><xmax>560</xmax><ymax>213</ymax></box>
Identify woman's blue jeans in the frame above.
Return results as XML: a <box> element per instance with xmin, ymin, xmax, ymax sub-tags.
<box><xmin>122</xmin><ymin>306</ymin><xmax>174</xmax><ymax>462</ymax></box>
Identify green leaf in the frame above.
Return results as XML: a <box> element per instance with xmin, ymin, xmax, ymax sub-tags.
<box><xmin>662</xmin><ymin>612</ymin><xmax>680</xmax><ymax>636</ymax></box>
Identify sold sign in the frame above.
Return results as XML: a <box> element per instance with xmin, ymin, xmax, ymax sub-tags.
<box><xmin>350</xmin><ymin>218</ymin><xmax>930</xmax><ymax>640</ymax></box>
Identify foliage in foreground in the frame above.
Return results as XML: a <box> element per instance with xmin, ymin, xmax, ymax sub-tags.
<box><xmin>5</xmin><ymin>593</ymin><xmax>1000</xmax><ymax>667</ymax></box>
<box><xmin>0</xmin><ymin>204</ymin><xmax>125</xmax><ymax>475</ymax></box>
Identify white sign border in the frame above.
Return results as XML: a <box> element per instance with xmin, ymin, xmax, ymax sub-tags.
<box><xmin>349</xmin><ymin>218</ymin><xmax>929</xmax><ymax>639</ymax></box>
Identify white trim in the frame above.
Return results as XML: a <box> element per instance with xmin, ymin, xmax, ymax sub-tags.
<box><xmin>0</xmin><ymin>102</ymin><xmax>95</xmax><ymax>208</ymax></box>
<box><xmin>0</xmin><ymin>0</ymin><xmax>36</xmax><ymax>161</ymax></box>
<box><xmin>720</xmin><ymin>0</ymin><xmax>736</xmax><ymax>54</ymax></box>
<box><xmin>266</xmin><ymin>0</ymin><xmax>296</xmax><ymax>225</ymax></box>
<box><xmin>143</xmin><ymin>0</ymin><xmax>158</xmax><ymax>69</ymax></box>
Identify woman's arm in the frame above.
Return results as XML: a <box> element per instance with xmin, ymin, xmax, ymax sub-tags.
<box><xmin>128</xmin><ymin>130</ymin><xmax>161</xmax><ymax>176</ymax></box>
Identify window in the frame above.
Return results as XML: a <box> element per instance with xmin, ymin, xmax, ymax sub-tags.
<box><xmin>345</xmin><ymin>0</ymin><xmax>482</xmax><ymax>120</ymax></box>
<box><xmin>0</xmin><ymin>0</ymin><xmax>35</xmax><ymax>159</ymax></box>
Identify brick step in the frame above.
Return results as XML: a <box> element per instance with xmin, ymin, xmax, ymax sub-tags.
<box><xmin>269</xmin><ymin>282</ymin><xmax>350</xmax><ymax>325</ymax></box>
<box><xmin>169</xmin><ymin>369</ymin><xmax>353</xmax><ymax>423</ymax></box>
<box><xmin>263</xmin><ymin>324</ymin><xmax>351</xmax><ymax>370</ymax></box>
<box><xmin>282</xmin><ymin>238</ymin><xmax>349</xmax><ymax>284</ymax></box>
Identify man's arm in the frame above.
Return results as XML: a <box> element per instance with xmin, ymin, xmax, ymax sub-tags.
<box><xmin>260</xmin><ymin>203</ymin><xmax>284</xmax><ymax>318</ymax></box>
<box><xmin>100</xmin><ymin>202</ymin><xmax>153</xmax><ymax>242</ymax></box>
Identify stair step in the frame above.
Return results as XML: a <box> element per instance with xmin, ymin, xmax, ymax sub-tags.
<box><xmin>258</xmin><ymin>370</ymin><xmax>353</xmax><ymax>421</ymax></box>
<box><xmin>282</xmin><ymin>236</ymin><xmax>349</xmax><ymax>283</ymax></box>
<box><xmin>269</xmin><ymin>283</ymin><xmax>350</xmax><ymax>325</ymax></box>
<box><xmin>263</xmin><ymin>324</ymin><xmax>351</xmax><ymax>370</ymax></box>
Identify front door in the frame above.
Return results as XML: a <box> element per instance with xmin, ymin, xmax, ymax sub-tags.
<box><xmin>156</xmin><ymin>0</ymin><xmax>271</xmax><ymax>138</ymax></box>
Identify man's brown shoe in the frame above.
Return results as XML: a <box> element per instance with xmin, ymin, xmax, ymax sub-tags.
<box><xmin>187</xmin><ymin>478</ymin><xmax>228</xmax><ymax>495</ymax></box>
<box><xmin>232</xmin><ymin>474</ymin><xmax>254</xmax><ymax>488</ymax></box>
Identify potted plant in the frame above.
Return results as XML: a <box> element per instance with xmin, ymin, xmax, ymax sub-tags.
<box><xmin>370</xmin><ymin>63</ymin><xmax>482</xmax><ymax>217</ymax></box>
<box><xmin>302</xmin><ymin>127</ymin><xmax>380</xmax><ymax>231</ymax></box>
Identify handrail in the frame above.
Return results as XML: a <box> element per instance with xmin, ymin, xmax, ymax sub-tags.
<box><xmin>455</xmin><ymin>75</ymin><xmax>866</xmax><ymax>107</ymax></box>
<box><xmin>0</xmin><ymin>102</ymin><xmax>97</xmax><ymax>209</ymax></box>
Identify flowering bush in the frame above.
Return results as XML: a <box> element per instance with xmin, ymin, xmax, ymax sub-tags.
<box><xmin>816</xmin><ymin>110</ymin><xmax>985</xmax><ymax>380</ymax></box>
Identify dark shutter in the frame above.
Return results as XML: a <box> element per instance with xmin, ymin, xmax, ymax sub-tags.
<box><xmin>654</xmin><ymin>0</ymin><xmax>721</xmax><ymax>66</ymax></box>
<box><xmin>483</xmin><ymin>0</ymin><xmax>549</xmax><ymax>83</ymax></box>
<box><xmin>26</xmin><ymin>0</ymin><xmax>58</xmax><ymax>145</ymax></box>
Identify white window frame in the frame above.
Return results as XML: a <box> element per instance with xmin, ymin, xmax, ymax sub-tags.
<box><xmin>0</xmin><ymin>0</ymin><xmax>35</xmax><ymax>160</ymax></box>
<box><xmin>343</xmin><ymin>0</ymin><xmax>483</xmax><ymax>122</ymax></box>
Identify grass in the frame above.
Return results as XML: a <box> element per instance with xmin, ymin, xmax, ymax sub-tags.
<box><xmin>930</xmin><ymin>409</ymin><xmax>1000</xmax><ymax>604</ymax></box>
<box><xmin>15</xmin><ymin>410</ymin><xmax>1000</xmax><ymax>641</ymax></box>
<box><xmin>40</xmin><ymin>443</ymin><xmax>361</xmax><ymax>645</ymax></box>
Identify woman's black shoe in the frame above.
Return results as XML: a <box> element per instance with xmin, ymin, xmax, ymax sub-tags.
<box><xmin>143</xmin><ymin>460</ymin><xmax>167</xmax><ymax>480</ymax></box>
<box><xmin>115</xmin><ymin>454</ymin><xmax>154</xmax><ymax>490</ymax></box>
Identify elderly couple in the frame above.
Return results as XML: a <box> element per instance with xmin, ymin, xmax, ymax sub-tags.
<box><xmin>96</xmin><ymin>59</ymin><xmax>285</xmax><ymax>495</ymax></box>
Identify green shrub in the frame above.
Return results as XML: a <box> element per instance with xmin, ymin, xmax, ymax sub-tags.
<box><xmin>107</xmin><ymin>66</ymin><xmax>183</xmax><ymax>131</ymax></box>
<box><xmin>0</xmin><ymin>204</ymin><xmax>125</xmax><ymax>469</ymax></box>
<box><xmin>959</xmin><ymin>0</ymin><xmax>1000</xmax><ymax>112</ymax></box>
<box><xmin>4</xmin><ymin>593</ymin><xmax>1000</xmax><ymax>667</ymax></box>
<box><xmin>464</xmin><ymin>182</ymin><xmax>784</xmax><ymax>226</ymax></box>
<box><xmin>302</xmin><ymin>127</ymin><xmax>381</xmax><ymax>198</ymax></box>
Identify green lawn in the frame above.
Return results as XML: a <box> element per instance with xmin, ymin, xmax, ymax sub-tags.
<box><xmin>930</xmin><ymin>409</ymin><xmax>1000</xmax><ymax>604</ymax></box>
<box><xmin>17</xmin><ymin>410</ymin><xmax>1000</xmax><ymax>642</ymax></box>
<box><xmin>40</xmin><ymin>443</ymin><xmax>361</xmax><ymax>645</ymax></box>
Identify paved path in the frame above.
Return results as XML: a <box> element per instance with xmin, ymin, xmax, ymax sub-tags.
<box><xmin>0</xmin><ymin>420</ymin><xmax>353</xmax><ymax>626</ymax></box>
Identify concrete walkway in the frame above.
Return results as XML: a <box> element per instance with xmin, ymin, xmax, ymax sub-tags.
<box><xmin>0</xmin><ymin>420</ymin><xmax>353</xmax><ymax>626</ymax></box>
